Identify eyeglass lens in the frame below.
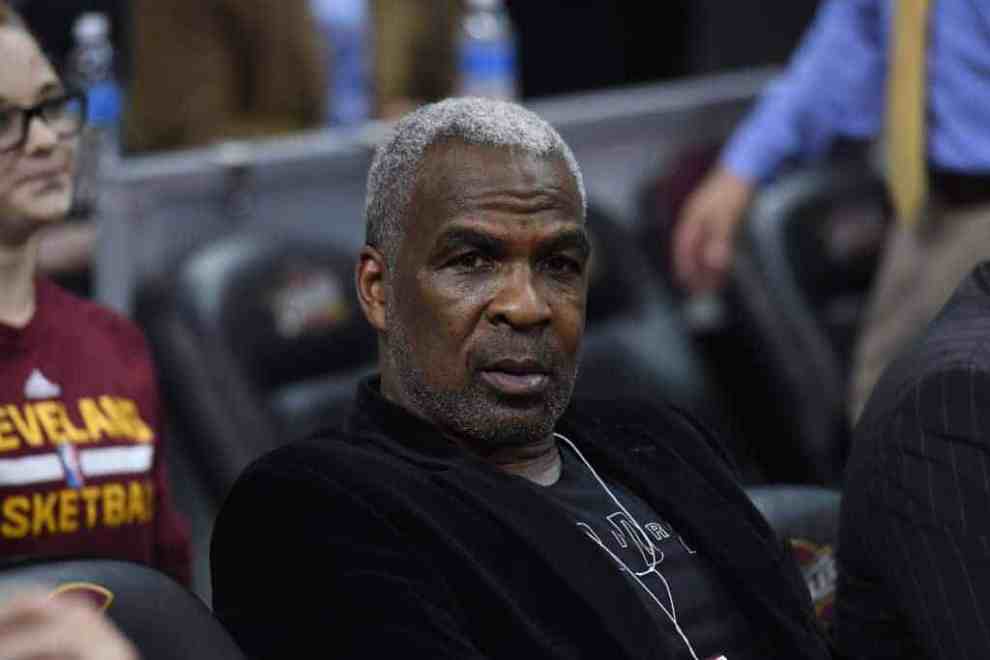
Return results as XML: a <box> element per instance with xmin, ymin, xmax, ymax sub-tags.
<box><xmin>0</xmin><ymin>96</ymin><xmax>85</xmax><ymax>151</ymax></box>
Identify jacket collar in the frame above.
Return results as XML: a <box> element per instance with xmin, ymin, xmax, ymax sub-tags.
<box><xmin>347</xmin><ymin>376</ymin><xmax>469</xmax><ymax>465</ymax></box>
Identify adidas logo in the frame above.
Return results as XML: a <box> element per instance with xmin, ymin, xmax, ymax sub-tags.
<box><xmin>24</xmin><ymin>368</ymin><xmax>61</xmax><ymax>400</ymax></box>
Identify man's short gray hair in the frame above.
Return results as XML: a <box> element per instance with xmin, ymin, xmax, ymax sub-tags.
<box><xmin>364</xmin><ymin>97</ymin><xmax>586</xmax><ymax>264</ymax></box>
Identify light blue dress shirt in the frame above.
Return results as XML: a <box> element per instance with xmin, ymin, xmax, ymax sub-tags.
<box><xmin>722</xmin><ymin>0</ymin><xmax>990</xmax><ymax>182</ymax></box>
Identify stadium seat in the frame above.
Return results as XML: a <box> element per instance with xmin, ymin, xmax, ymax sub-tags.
<box><xmin>581</xmin><ymin>205</ymin><xmax>709</xmax><ymax>408</ymax></box>
<box><xmin>579</xmin><ymin>207</ymin><xmax>757</xmax><ymax>477</ymax></box>
<box><xmin>0</xmin><ymin>558</ymin><xmax>244</xmax><ymax>659</ymax></box>
<box><xmin>746</xmin><ymin>485</ymin><xmax>841</xmax><ymax>629</ymax></box>
<box><xmin>729</xmin><ymin>161</ymin><xmax>890</xmax><ymax>485</ymax></box>
<box><xmin>134</xmin><ymin>231</ymin><xmax>377</xmax><ymax>502</ymax></box>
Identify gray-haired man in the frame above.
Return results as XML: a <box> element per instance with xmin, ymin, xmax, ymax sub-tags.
<box><xmin>211</xmin><ymin>98</ymin><xmax>834</xmax><ymax>659</ymax></box>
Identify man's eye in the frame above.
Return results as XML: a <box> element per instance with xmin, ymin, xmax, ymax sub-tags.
<box><xmin>448</xmin><ymin>253</ymin><xmax>493</xmax><ymax>271</ymax></box>
<box><xmin>542</xmin><ymin>255</ymin><xmax>583</xmax><ymax>276</ymax></box>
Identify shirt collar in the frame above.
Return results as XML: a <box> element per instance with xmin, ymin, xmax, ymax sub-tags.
<box><xmin>0</xmin><ymin>277</ymin><xmax>52</xmax><ymax>350</ymax></box>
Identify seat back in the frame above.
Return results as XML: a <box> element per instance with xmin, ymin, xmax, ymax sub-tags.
<box><xmin>581</xmin><ymin>206</ymin><xmax>708</xmax><ymax>405</ymax></box>
<box><xmin>134</xmin><ymin>231</ymin><xmax>377</xmax><ymax>501</ymax></box>
<box><xmin>0</xmin><ymin>558</ymin><xmax>244</xmax><ymax>659</ymax></box>
<box><xmin>584</xmin><ymin>205</ymin><xmax>657</xmax><ymax>326</ymax></box>
<box><xmin>177</xmin><ymin>232</ymin><xmax>376</xmax><ymax>432</ymax></box>
<box><xmin>730</xmin><ymin>161</ymin><xmax>891</xmax><ymax>484</ymax></box>
<box><xmin>746</xmin><ymin>485</ymin><xmax>841</xmax><ymax>628</ymax></box>
<box><xmin>578</xmin><ymin>207</ymin><xmax>750</xmax><ymax>469</ymax></box>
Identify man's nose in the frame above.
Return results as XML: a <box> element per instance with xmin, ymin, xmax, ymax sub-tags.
<box><xmin>487</xmin><ymin>264</ymin><xmax>552</xmax><ymax>330</ymax></box>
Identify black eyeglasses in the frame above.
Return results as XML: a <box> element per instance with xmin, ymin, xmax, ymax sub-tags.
<box><xmin>0</xmin><ymin>91</ymin><xmax>87</xmax><ymax>153</ymax></box>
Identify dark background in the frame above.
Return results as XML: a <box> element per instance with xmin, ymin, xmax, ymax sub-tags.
<box><xmin>505</xmin><ymin>0</ymin><xmax>822</xmax><ymax>97</ymax></box>
<box><xmin>14</xmin><ymin>0</ymin><xmax>821</xmax><ymax>98</ymax></box>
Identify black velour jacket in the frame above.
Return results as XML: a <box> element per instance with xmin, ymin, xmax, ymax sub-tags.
<box><xmin>211</xmin><ymin>378</ymin><xmax>834</xmax><ymax>659</ymax></box>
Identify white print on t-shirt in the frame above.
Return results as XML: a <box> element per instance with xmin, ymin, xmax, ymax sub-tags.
<box><xmin>576</xmin><ymin>512</ymin><xmax>696</xmax><ymax>628</ymax></box>
<box><xmin>24</xmin><ymin>369</ymin><xmax>61</xmax><ymax>400</ymax></box>
<box><xmin>556</xmin><ymin>432</ymin><xmax>714</xmax><ymax>660</ymax></box>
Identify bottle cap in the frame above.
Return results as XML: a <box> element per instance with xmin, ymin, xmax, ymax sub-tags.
<box><xmin>73</xmin><ymin>12</ymin><xmax>109</xmax><ymax>44</ymax></box>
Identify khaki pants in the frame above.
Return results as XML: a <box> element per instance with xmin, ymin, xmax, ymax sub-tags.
<box><xmin>849</xmin><ymin>201</ymin><xmax>990</xmax><ymax>421</ymax></box>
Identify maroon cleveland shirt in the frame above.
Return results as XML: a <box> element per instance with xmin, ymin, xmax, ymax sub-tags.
<box><xmin>0</xmin><ymin>278</ymin><xmax>191</xmax><ymax>585</ymax></box>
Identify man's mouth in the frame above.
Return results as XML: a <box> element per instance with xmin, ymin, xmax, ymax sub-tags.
<box><xmin>479</xmin><ymin>358</ymin><xmax>550</xmax><ymax>397</ymax></box>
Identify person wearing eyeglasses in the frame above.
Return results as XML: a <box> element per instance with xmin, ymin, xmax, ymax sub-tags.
<box><xmin>0</xmin><ymin>1</ymin><xmax>190</xmax><ymax>586</ymax></box>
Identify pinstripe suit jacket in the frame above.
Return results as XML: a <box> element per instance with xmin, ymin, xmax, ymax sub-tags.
<box><xmin>835</xmin><ymin>263</ymin><xmax>990</xmax><ymax>659</ymax></box>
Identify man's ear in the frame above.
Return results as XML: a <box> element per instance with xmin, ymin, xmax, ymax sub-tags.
<box><xmin>356</xmin><ymin>245</ymin><xmax>388</xmax><ymax>332</ymax></box>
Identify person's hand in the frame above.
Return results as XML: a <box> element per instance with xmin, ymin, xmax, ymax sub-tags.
<box><xmin>0</xmin><ymin>588</ymin><xmax>139</xmax><ymax>660</ymax></box>
<box><xmin>672</xmin><ymin>166</ymin><xmax>756</xmax><ymax>294</ymax></box>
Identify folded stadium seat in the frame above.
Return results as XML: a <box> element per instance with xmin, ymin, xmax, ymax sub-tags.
<box><xmin>578</xmin><ymin>206</ymin><xmax>762</xmax><ymax>481</ymax></box>
<box><xmin>0</xmin><ymin>558</ymin><xmax>244</xmax><ymax>659</ymax></box>
<box><xmin>745</xmin><ymin>485</ymin><xmax>841</xmax><ymax>630</ymax></box>
<box><xmin>729</xmin><ymin>161</ymin><xmax>891</xmax><ymax>485</ymax></box>
<box><xmin>580</xmin><ymin>205</ymin><xmax>707</xmax><ymax>403</ymax></box>
<box><xmin>134</xmin><ymin>231</ymin><xmax>378</xmax><ymax>503</ymax></box>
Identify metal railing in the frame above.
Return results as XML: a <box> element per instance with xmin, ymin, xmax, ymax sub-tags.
<box><xmin>95</xmin><ymin>67</ymin><xmax>776</xmax><ymax>311</ymax></box>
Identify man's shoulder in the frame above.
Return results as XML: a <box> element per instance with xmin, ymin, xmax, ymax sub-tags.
<box><xmin>862</xmin><ymin>264</ymin><xmax>990</xmax><ymax>425</ymax></box>
<box><xmin>564</xmin><ymin>396</ymin><xmax>690</xmax><ymax>433</ymax></box>
<box><xmin>225</xmin><ymin>422</ymin><xmax>456</xmax><ymax>515</ymax></box>
<box><xmin>241</xmin><ymin>427</ymin><xmax>401</xmax><ymax>482</ymax></box>
<box><xmin>920</xmin><ymin>264</ymin><xmax>990</xmax><ymax>365</ymax></box>
<box><xmin>563</xmin><ymin>396</ymin><xmax>735</xmax><ymax>471</ymax></box>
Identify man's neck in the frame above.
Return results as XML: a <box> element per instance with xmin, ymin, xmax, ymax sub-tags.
<box><xmin>0</xmin><ymin>238</ymin><xmax>38</xmax><ymax>328</ymax></box>
<box><xmin>379</xmin><ymin>373</ymin><xmax>563</xmax><ymax>485</ymax></box>
<box><xmin>486</xmin><ymin>438</ymin><xmax>562</xmax><ymax>486</ymax></box>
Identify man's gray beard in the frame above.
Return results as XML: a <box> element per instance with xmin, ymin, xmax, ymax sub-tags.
<box><xmin>384</xmin><ymin>311</ymin><xmax>576</xmax><ymax>452</ymax></box>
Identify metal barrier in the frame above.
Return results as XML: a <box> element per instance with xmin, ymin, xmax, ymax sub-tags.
<box><xmin>95</xmin><ymin>67</ymin><xmax>775</xmax><ymax>311</ymax></box>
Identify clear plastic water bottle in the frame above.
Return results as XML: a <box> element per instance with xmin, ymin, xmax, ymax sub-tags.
<box><xmin>66</xmin><ymin>12</ymin><xmax>122</xmax><ymax>214</ymax></box>
<box><xmin>457</xmin><ymin>0</ymin><xmax>519</xmax><ymax>100</ymax></box>
<box><xmin>312</xmin><ymin>0</ymin><xmax>372</xmax><ymax>127</ymax></box>
<box><xmin>68</xmin><ymin>12</ymin><xmax>122</xmax><ymax>134</ymax></box>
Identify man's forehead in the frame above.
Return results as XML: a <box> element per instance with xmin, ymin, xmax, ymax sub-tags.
<box><xmin>413</xmin><ymin>141</ymin><xmax>582</xmax><ymax>219</ymax></box>
<box><xmin>435</xmin><ymin>215</ymin><xmax>590</xmax><ymax>246</ymax></box>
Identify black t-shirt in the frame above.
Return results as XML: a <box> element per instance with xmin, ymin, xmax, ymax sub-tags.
<box><xmin>545</xmin><ymin>441</ymin><xmax>758</xmax><ymax>660</ymax></box>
